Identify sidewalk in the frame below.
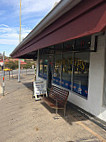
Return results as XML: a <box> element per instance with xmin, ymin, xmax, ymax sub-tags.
<box><xmin>0</xmin><ymin>75</ymin><xmax>106</xmax><ymax>142</ymax></box>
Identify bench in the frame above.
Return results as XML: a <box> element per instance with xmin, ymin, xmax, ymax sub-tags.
<box><xmin>43</xmin><ymin>85</ymin><xmax>69</xmax><ymax>116</ymax></box>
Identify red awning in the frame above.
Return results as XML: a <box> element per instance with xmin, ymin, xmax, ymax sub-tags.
<box><xmin>12</xmin><ymin>0</ymin><xmax>106</xmax><ymax>58</ymax></box>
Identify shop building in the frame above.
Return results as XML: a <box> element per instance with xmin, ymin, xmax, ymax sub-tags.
<box><xmin>11</xmin><ymin>0</ymin><xmax>106</xmax><ymax>121</ymax></box>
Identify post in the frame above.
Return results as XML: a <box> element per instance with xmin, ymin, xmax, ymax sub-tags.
<box><xmin>2</xmin><ymin>76</ymin><xmax>5</xmax><ymax>95</ymax></box>
<box><xmin>36</xmin><ymin>50</ymin><xmax>39</xmax><ymax>80</ymax></box>
<box><xmin>9</xmin><ymin>71</ymin><xmax>10</xmax><ymax>80</ymax></box>
<box><xmin>18</xmin><ymin>59</ymin><xmax>21</xmax><ymax>82</ymax></box>
<box><xmin>2</xmin><ymin>52</ymin><xmax>5</xmax><ymax>96</ymax></box>
<box><xmin>12</xmin><ymin>70</ymin><xmax>13</xmax><ymax>78</ymax></box>
<box><xmin>18</xmin><ymin>0</ymin><xmax>21</xmax><ymax>82</ymax></box>
<box><xmin>3</xmin><ymin>51</ymin><xmax>5</xmax><ymax>76</ymax></box>
<box><xmin>3</xmin><ymin>52</ymin><xmax>5</xmax><ymax>67</ymax></box>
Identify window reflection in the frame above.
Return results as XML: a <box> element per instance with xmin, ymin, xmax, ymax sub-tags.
<box><xmin>44</xmin><ymin>59</ymin><xmax>48</xmax><ymax>74</ymax></box>
<box><xmin>38</xmin><ymin>37</ymin><xmax>91</xmax><ymax>98</ymax></box>
<box><xmin>39</xmin><ymin>59</ymin><xmax>43</xmax><ymax>74</ymax></box>
<box><xmin>62</xmin><ymin>53</ymin><xmax>72</xmax><ymax>82</ymax></box>
<box><xmin>73</xmin><ymin>52</ymin><xmax>90</xmax><ymax>97</ymax></box>
<box><xmin>53</xmin><ymin>54</ymin><xmax>61</xmax><ymax>85</ymax></box>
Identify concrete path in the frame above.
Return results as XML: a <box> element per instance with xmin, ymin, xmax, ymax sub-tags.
<box><xmin>0</xmin><ymin>75</ymin><xmax>106</xmax><ymax>142</ymax></box>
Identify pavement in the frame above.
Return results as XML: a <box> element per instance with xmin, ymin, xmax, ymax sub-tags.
<box><xmin>0</xmin><ymin>74</ymin><xmax>106</xmax><ymax>142</ymax></box>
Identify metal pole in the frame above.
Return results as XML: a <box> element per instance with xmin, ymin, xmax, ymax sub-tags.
<box><xmin>18</xmin><ymin>0</ymin><xmax>21</xmax><ymax>82</ymax></box>
<box><xmin>3</xmin><ymin>77</ymin><xmax>5</xmax><ymax>96</ymax></box>
<box><xmin>9</xmin><ymin>71</ymin><xmax>10</xmax><ymax>80</ymax></box>
<box><xmin>12</xmin><ymin>70</ymin><xmax>13</xmax><ymax>78</ymax></box>
<box><xmin>18</xmin><ymin>59</ymin><xmax>21</xmax><ymax>82</ymax></box>
<box><xmin>3</xmin><ymin>51</ymin><xmax>5</xmax><ymax>72</ymax></box>
<box><xmin>3</xmin><ymin>52</ymin><xmax>5</xmax><ymax>96</ymax></box>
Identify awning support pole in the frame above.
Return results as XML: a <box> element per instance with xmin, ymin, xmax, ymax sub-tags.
<box><xmin>18</xmin><ymin>0</ymin><xmax>21</xmax><ymax>82</ymax></box>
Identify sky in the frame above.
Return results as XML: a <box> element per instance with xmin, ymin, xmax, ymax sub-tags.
<box><xmin>0</xmin><ymin>0</ymin><xmax>60</xmax><ymax>56</ymax></box>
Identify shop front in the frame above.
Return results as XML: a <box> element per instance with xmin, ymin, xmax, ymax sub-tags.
<box><xmin>38</xmin><ymin>35</ymin><xmax>92</xmax><ymax>99</ymax></box>
<box><xmin>36</xmin><ymin>32</ymin><xmax>106</xmax><ymax>122</ymax></box>
<box><xmin>11</xmin><ymin>0</ymin><xmax>106</xmax><ymax>121</ymax></box>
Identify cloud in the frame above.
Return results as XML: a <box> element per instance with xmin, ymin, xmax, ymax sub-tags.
<box><xmin>0</xmin><ymin>0</ymin><xmax>61</xmax><ymax>15</ymax></box>
<box><xmin>22</xmin><ymin>0</ymin><xmax>61</xmax><ymax>14</ymax></box>
<box><xmin>0</xmin><ymin>0</ymin><xmax>61</xmax><ymax>56</ymax></box>
<box><xmin>0</xmin><ymin>0</ymin><xmax>61</xmax><ymax>46</ymax></box>
<box><xmin>0</xmin><ymin>24</ymin><xmax>31</xmax><ymax>46</ymax></box>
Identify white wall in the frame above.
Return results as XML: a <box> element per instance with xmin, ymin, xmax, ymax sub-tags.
<box><xmin>88</xmin><ymin>33</ymin><xmax>106</xmax><ymax>121</ymax></box>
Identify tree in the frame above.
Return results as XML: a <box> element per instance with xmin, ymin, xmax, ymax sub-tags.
<box><xmin>5</xmin><ymin>61</ymin><xmax>18</xmax><ymax>70</ymax></box>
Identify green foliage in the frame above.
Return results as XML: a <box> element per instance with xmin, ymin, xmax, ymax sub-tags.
<box><xmin>5</xmin><ymin>61</ymin><xmax>18</xmax><ymax>70</ymax></box>
<box><xmin>23</xmin><ymin>62</ymin><xmax>33</xmax><ymax>69</ymax></box>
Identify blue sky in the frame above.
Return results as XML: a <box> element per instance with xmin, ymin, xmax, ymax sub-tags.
<box><xmin>0</xmin><ymin>0</ymin><xmax>60</xmax><ymax>56</ymax></box>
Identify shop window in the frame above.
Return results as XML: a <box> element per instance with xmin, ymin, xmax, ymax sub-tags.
<box><xmin>62</xmin><ymin>53</ymin><xmax>72</xmax><ymax>89</ymax></box>
<box><xmin>73</xmin><ymin>52</ymin><xmax>90</xmax><ymax>98</ymax></box>
<box><xmin>38</xmin><ymin>37</ymin><xmax>91</xmax><ymax>99</ymax></box>
<box><xmin>43</xmin><ymin>59</ymin><xmax>48</xmax><ymax>73</ymax></box>
<box><xmin>53</xmin><ymin>54</ymin><xmax>62</xmax><ymax>85</ymax></box>
<box><xmin>39</xmin><ymin>59</ymin><xmax>43</xmax><ymax>74</ymax></box>
<box><xmin>39</xmin><ymin>54</ymin><xmax>48</xmax><ymax>79</ymax></box>
<box><xmin>43</xmin><ymin>58</ymin><xmax>48</xmax><ymax>79</ymax></box>
<box><xmin>103</xmin><ymin>51</ymin><xmax>106</xmax><ymax>106</ymax></box>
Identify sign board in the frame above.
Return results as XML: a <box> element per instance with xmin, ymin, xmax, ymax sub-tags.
<box><xmin>0</xmin><ymin>62</ymin><xmax>3</xmax><ymax>66</ymax></box>
<box><xmin>33</xmin><ymin>81</ymin><xmax>47</xmax><ymax>100</ymax></box>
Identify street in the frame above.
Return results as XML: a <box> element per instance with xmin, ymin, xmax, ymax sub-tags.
<box><xmin>0</xmin><ymin>68</ymin><xmax>35</xmax><ymax>76</ymax></box>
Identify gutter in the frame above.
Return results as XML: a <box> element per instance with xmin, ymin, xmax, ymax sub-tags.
<box><xmin>10</xmin><ymin>0</ymin><xmax>82</xmax><ymax>56</ymax></box>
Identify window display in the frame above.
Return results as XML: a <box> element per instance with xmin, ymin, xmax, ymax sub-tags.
<box><xmin>73</xmin><ymin>52</ymin><xmax>90</xmax><ymax>97</ymax></box>
<box><xmin>103</xmin><ymin>51</ymin><xmax>106</xmax><ymax>106</ymax></box>
<box><xmin>39</xmin><ymin>59</ymin><xmax>43</xmax><ymax>77</ymax></box>
<box><xmin>39</xmin><ymin>36</ymin><xmax>91</xmax><ymax>98</ymax></box>
<box><xmin>39</xmin><ymin>54</ymin><xmax>48</xmax><ymax>79</ymax></box>
<box><xmin>62</xmin><ymin>53</ymin><xmax>72</xmax><ymax>89</ymax></box>
<box><xmin>53</xmin><ymin>54</ymin><xmax>62</xmax><ymax>85</ymax></box>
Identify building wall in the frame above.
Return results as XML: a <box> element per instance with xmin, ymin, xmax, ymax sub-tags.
<box><xmin>36</xmin><ymin>33</ymin><xmax>106</xmax><ymax>122</ymax></box>
<box><xmin>88</xmin><ymin>33</ymin><xmax>106</xmax><ymax>121</ymax></box>
<box><xmin>68</xmin><ymin>33</ymin><xmax>106</xmax><ymax>121</ymax></box>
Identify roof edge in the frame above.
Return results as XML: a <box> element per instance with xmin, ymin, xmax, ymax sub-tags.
<box><xmin>10</xmin><ymin>0</ymin><xmax>82</xmax><ymax>56</ymax></box>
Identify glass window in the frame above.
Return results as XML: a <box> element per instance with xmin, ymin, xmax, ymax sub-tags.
<box><xmin>73</xmin><ymin>52</ymin><xmax>90</xmax><ymax>98</ymax></box>
<box><xmin>53</xmin><ymin>54</ymin><xmax>62</xmax><ymax>85</ymax></box>
<box><xmin>43</xmin><ymin>58</ymin><xmax>48</xmax><ymax>79</ymax></box>
<box><xmin>39</xmin><ymin>53</ymin><xmax>48</xmax><ymax>79</ymax></box>
<box><xmin>38</xmin><ymin>37</ymin><xmax>91</xmax><ymax>99</ymax></box>
<box><xmin>61</xmin><ymin>53</ymin><xmax>72</xmax><ymax>89</ymax></box>
<box><xmin>43</xmin><ymin>59</ymin><xmax>48</xmax><ymax>74</ymax></box>
<box><xmin>62</xmin><ymin>53</ymin><xmax>72</xmax><ymax>81</ymax></box>
<box><xmin>39</xmin><ymin>58</ymin><xmax>43</xmax><ymax>74</ymax></box>
<box><xmin>103</xmin><ymin>51</ymin><xmax>106</xmax><ymax>106</ymax></box>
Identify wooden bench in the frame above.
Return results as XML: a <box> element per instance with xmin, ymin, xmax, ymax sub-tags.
<box><xmin>43</xmin><ymin>85</ymin><xmax>69</xmax><ymax>116</ymax></box>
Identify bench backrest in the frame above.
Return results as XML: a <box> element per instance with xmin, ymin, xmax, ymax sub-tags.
<box><xmin>49</xmin><ymin>85</ymin><xmax>69</xmax><ymax>106</ymax></box>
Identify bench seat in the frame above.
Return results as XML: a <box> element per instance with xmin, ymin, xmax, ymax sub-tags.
<box><xmin>43</xmin><ymin>85</ymin><xmax>69</xmax><ymax>116</ymax></box>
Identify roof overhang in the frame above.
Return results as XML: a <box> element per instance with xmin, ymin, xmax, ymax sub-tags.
<box><xmin>11</xmin><ymin>0</ymin><xmax>82</xmax><ymax>57</ymax></box>
<box><xmin>11</xmin><ymin>0</ymin><xmax>106</xmax><ymax>59</ymax></box>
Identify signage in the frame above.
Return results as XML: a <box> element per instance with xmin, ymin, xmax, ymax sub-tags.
<box><xmin>63</xmin><ymin>36</ymin><xmax>97</xmax><ymax>52</ymax></box>
<box><xmin>0</xmin><ymin>62</ymin><xmax>3</xmax><ymax>66</ymax></box>
<box><xmin>75</xmin><ymin>36</ymin><xmax>91</xmax><ymax>51</ymax></box>
<box><xmin>33</xmin><ymin>81</ymin><xmax>47</xmax><ymax>100</ymax></box>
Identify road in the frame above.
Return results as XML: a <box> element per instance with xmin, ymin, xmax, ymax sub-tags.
<box><xmin>0</xmin><ymin>68</ymin><xmax>35</xmax><ymax>76</ymax></box>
